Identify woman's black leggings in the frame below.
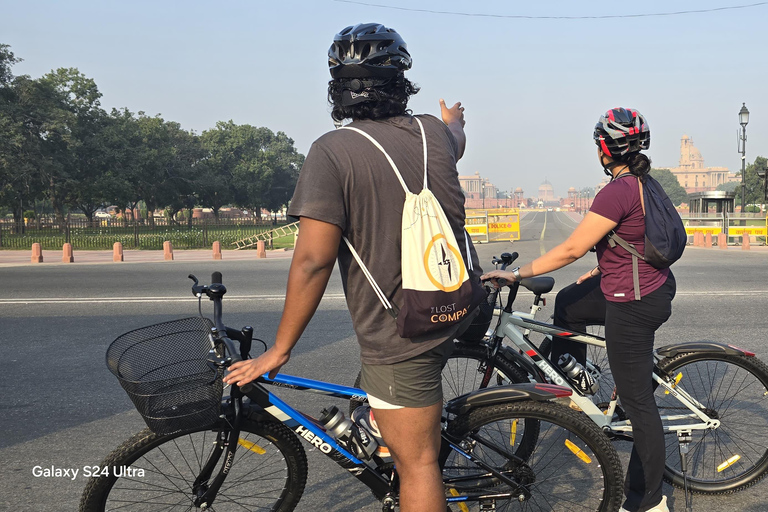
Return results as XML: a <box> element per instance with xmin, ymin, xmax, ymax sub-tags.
<box><xmin>550</xmin><ymin>275</ymin><xmax>605</xmax><ymax>366</ymax></box>
<box><xmin>551</xmin><ymin>273</ymin><xmax>676</xmax><ymax>512</ymax></box>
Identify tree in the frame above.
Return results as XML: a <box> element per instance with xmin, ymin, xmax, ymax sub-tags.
<box><xmin>197</xmin><ymin>122</ymin><xmax>304</xmax><ymax>221</ymax></box>
<box><xmin>35</xmin><ymin>68</ymin><xmax>105</xmax><ymax>225</ymax></box>
<box><xmin>0</xmin><ymin>45</ymin><xmax>46</xmax><ymax>230</ymax></box>
<box><xmin>649</xmin><ymin>168</ymin><xmax>688</xmax><ymax>206</ymax></box>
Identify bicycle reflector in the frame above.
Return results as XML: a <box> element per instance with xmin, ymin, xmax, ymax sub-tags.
<box><xmin>665</xmin><ymin>373</ymin><xmax>683</xmax><ymax>395</ymax></box>
<box><xmin>718</xmin><ymin>455</ymin><xmax>741</xmax><ymax>472</ymax></box>
<box><xmin>238</xmin><ymin>438</ymin><xmax>266</xmax><ymax>454</ymax></box>
<box><xmin>509</xmin><ymin>419</ymin><xmax>518</xmax><ymax>447</ymax></box>
<box><xmin>565</xmin><ymin>439</ymin><xmax>593</xmax><ymax>464</ymax></box>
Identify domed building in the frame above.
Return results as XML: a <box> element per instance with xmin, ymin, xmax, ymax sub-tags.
<box><xmin>538</xmin><ymin>179</ymin><xmax>555</xmax><ymax>204</ymax></box>
<box><xmin>669</xmin><ymin>135</ymin><xmax>737</xmax><ymax>193</ymax></box>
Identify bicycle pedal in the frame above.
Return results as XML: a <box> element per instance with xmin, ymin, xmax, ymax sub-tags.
<box><xmin>479</xmin><ymin>500</ymin><xmax>496</xmax><ymax>511</ymax></box>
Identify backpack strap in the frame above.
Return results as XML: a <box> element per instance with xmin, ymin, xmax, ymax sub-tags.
<box><xmin>342</xmin><ymin>237</ymin><xmax>399</xmax><ymax>318</ymax></box>
<box><xmin>605</xmin><ymin>176</ymin><xmax>645</xmax><ymax>301</ymax></box>
<box><xmin>337</xmin><ymin>118</ymin><xmax>429</xmax><ymax>318</ymax></box>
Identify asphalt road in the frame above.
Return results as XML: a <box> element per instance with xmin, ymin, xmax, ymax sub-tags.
<box><xmin>1</xmin><ymin>211</ymin><xmax>767</xmax><ymax>511</ymax></box>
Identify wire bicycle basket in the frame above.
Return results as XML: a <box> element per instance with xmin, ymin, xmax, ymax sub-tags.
<box><xmin>106</xmin><ymin>316</ymin><xmax>223</xmax><ymax>435</ymax></box>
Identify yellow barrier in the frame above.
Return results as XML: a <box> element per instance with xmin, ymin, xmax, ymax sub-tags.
<box><xmin>685</xmin><ymin>227</ymin><xmax>722</xmax><ymax>235</ymax></box>
<box><xmin>466</xmin><ymin>209</ymin><xmax>521</xmax><ymax>243</ymax></box>
<box><xmin>728</xmin><ymin>226</ymin><xmax>767</xmax><ymax>236</ymax></box>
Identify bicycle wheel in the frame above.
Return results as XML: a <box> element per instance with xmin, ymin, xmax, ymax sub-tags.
<box><xmin>655</xmin><ymin>352</ymin><xmax>768</xmax><ymax>493</ymax></box>
<box><xmin>441</xmin><ymin>341</ymin><xmax>530</xmax><ymax>403</ymax></box>
<box><xmin>445</xmin><ymin>400</ymin><xmax>624</xmax><ymax>511</ymax></box>
<box><xmin>539</xmin><ymin>326</ymin><xmax>616</xmax><ymax>410</ymax></box>
<box><xmin>80</xmin><ymin>419</ymin><xmax>308</xmax><ymax>512</ymax></box>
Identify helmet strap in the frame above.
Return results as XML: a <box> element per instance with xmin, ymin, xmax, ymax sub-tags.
<box><xmin>338</xmin><ymin>78</ymin><xmax>389</xmax><ymax>106</ymax></box>
<box><xmin>601</xmin><ymin>159</ymin><xmax>625</xmax><ymax>179</ymax></box>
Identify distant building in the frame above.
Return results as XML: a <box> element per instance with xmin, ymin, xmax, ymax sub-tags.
<box><xmin>459</xmin><ymin>171</ymin><xmax>522</xmax><ymax>209</ymax></box>
<box><xmin>668</xmin><ymin>135</ymin><xmax>738</xmax><ymax>193</ymax></box>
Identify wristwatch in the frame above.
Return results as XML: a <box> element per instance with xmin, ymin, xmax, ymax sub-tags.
<box><xmin>511</xmin><ymin>267</ymin><xmax>522</xmax><ymax>280</ymax></box>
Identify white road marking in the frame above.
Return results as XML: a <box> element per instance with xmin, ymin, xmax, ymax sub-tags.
<box><xmin>0</xmin><ymin>294</ymin><xmax>348</xmax><ymax>305</ymax></box>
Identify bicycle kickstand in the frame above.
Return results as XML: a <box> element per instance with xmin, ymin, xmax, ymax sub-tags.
<box><xmin>677</xmin><ymin>430</ymin><xmax>694</xmax><ymax>512</ymax></box>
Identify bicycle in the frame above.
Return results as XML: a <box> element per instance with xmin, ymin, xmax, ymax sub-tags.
<box><xmin>79</xmin><ymin>272</ymin><xmax>625</xmax><ymax>512</ymax></box>
<box><xmin>431</xmin><ymin>252</ymin><xmax>768</xmax><ymax>501</ymax></box>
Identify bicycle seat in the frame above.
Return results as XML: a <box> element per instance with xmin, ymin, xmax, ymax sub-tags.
<box><xmin>519</xmin><ymin>277</ymin><xmax>555</xmax><ymax>295</ymax></box>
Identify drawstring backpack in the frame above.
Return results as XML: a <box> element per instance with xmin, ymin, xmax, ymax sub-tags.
<box><xmin>341</xmin><ymin>117</ymin><xmax>485</xmax><ymax>338</ymax></box>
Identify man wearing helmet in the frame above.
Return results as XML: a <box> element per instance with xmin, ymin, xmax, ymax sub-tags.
<box><xmin>483</xmin><ymin>108</ymin><xmax>675</xmax><ymax>512</ymax></box>
<box><xmin>225</xmin><ymin>23</ymin><xmax>480</xmax><ymax>511</ymax></box>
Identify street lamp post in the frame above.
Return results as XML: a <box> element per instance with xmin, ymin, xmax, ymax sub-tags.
<box><xmin>739</xmin><ymin>103</ymin><xmax>750</xmax><ymax>212</ymax></box>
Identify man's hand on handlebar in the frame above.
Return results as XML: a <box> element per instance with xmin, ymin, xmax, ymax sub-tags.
<box><xmin>223</xmin><ymin>346</ymin><xmax>291</xmax><ymax>387</ymax></box>
<box><xmin>481</xmin><ymin>269</ymin><xmax>515</xmax><ymax>288</ymax></box>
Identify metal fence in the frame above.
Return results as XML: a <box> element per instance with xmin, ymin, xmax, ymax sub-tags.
<box><xmin>0</xmin><ymin>217</ymin><xmax>290</xmax><ymax>250</ymax></box>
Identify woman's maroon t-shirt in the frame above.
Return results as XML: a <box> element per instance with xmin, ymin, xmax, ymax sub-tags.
<box><xmin>589</xmin><ymin>174</ymin><xmax>669</xmax><ymax>302</ymax></box>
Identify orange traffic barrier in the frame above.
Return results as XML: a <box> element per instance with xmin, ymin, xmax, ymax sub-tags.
<box><xmin>31</xmin><ymin>243</ymin><xmax>43</xmax><ymax>263</ymax></box>
<box><xmin>256</xmin><ymin>240</ymin><xmax>267</xmax><ymax>259</ymax></box>
<box><xmin>62</xmin><ymin>243</ymin><xmax>74</xmax><ymax>263</ymax></box>
<box><xmin>718</xmin><ymin>233</ymin><xmax>727</xmax><ymax>249</ymax></box>
<box><xmin>113</xmin><ymin>242</ymin><xmax>124</xmax><ymax>262</ymax></box>
<box><xmin>705</xmin><ymin>232</ymin><xmax>712</xmax><ymax>248</ymax></box>
<box><xmin>742</xmin><ymin>231</ymin><xmax>750</xmax><ymax>251</ymax></box>
<box><xmin>164</xmin><ymin>241</ymin><xmax>174</xmax><ymax>260</ymax></box>
<box><xmin>213</xmin><ymin>241</ymin><xmax>222</xmax><ymax>260</ymax></box>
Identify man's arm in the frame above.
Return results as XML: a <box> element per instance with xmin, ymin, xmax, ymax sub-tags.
<box><xmin>440</xmin><ymin>99</ymin><xmax>466</xmax><ymax>161</ymax></box>
<box><xmin>223</xmin><ymin>216</ymin><xmax>342</xmax><ymax>386</ymax></box>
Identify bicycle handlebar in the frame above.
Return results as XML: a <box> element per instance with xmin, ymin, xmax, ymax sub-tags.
<box><xmin>189</xmin><ymin>273</ymin><xmax>253</xmax><ymax>392</ymax></box>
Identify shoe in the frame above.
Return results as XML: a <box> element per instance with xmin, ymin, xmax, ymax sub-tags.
<box><xmin>620</xmin><ymin>496</ymin><xmax>669</xmax><ymax>512</ymax></box>
<box><xmin>351</xmin><ymin>405</ymin><xmax>390</xmax><ymax>458</ymax></box>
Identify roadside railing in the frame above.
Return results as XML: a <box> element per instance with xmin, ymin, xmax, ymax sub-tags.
<box><xmin>0</xmin><ymin>217</ymin><xmax>290</xmax><ymax>250</ymax></box>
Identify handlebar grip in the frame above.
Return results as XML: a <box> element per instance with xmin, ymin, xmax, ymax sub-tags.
<box><xmin>497</xmin><ymin>278</ymin><xmax>508</xmax><ymax>287</ymax></box>
<box><xmin>212</xmin><ymin>271</ymin><xmax>223</xmax><ymax>284</ymax></box>
<box><xmin>239</xmin><ymin>382</ymin><xmax>254</xmax><ymax>393</ymax></box>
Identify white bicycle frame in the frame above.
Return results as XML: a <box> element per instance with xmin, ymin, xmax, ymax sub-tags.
<box><xmin>493</xmin><ymin>307</ymin><xmax>721</xmax><ymax>435</ymax></box>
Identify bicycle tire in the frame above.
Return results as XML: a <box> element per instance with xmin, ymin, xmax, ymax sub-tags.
<box><xmin>445</xmin><ymin>400</ymin><xmax>624</xmax><ymax>511</ymax></box>
<box><xmin>655</xmin><ymin>352</ymin><xmax>768</xmax><ymax>494</ymax></box>
<box><xmin>79</xmin><ymin>419</ymin><xmax>308</xmax><ymax>512</ymax></box>
<box><xmin>349</xmin><ymin>341</ymin><xmax>529</xmax><ymax>416</ymax></box>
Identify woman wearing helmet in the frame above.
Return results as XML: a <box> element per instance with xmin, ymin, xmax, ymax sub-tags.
<box><xmin>225</xmin><ymin>23</ymin><xmax>481</xmax><ymax>512</ymax></box>
<box><xmin>483</xmin><ymin>108</ymin><xmax>675</xmax><ymax>512</ymax></box>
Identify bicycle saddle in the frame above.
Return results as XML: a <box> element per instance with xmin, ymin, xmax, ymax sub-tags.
<box><xmin>519</xmin><ymin>277</ymin><xmax>555</xmax><ymax>295</ymax></box>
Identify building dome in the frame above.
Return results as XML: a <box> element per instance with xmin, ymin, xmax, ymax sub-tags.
<box><xmin>514</xmin><ymin>187</ymin><xmax>523</xmax><ymax>193</ymax></box>
<box><xmin>568</xmin><ymin>187</ymin><xmax>576</xmax><ymax>192</ymax></box>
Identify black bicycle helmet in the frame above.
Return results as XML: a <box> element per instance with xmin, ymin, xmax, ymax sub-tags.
<box><xmin>593</xmin><ymin>107</ymin><xmax>650</xmax><ymax>158</ymax></box>
<box><xmin>328</xmin><ymin>23</ymin><xmax>412</xmax><ymax>79</ymax></box>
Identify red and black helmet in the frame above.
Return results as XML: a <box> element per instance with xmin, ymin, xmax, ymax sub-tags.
<box><xmin>328</xmin><ymin>23</ymin><xmax>412</xmax><ymax>79</ymax></box>
<box><xmin>593</xmin><ymin>107</ymin><xmax>650</xmax><ymax>157</ymax></box>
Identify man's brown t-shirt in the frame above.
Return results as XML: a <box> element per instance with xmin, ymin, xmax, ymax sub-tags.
<box><xmin>287</xmin><ymin>114</ymin><xmax>480</xmax><ymax>364</ymax></box>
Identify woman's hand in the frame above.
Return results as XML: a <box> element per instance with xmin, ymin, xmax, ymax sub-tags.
<box><xmin>223</xmin><ymin>346</ymin><xmax>291</xmax><ymax>386</ymax></box>
<box><xmin>480</xmin><ymin>269</ymin><xmax>516</xmax><ymax>288</ymax></box>
<box><xmin>576</xmin><ymin>266</ymin><xmax>600</xmax><ymax>285</ymax></box>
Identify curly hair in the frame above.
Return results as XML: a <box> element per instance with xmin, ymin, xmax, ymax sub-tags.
<box><xmin>328</xmin><ymin>74</ymin><xmax>420</xmax><ymax>123</ymax></box>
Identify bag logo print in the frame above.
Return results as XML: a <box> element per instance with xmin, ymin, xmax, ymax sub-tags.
<box><xmin>424</xmin><ymin>234</ymin><xmax>464</xmax><ymax>292</ymax></box>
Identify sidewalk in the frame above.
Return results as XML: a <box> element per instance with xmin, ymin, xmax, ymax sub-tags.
<box><xmin>0</xmin><ymin>248</ymin><xmax>295</xmax><ymax>267</ymax></box>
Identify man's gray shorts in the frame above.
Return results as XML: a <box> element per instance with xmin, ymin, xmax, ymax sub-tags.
<box><xmin>359</xmin><ymin>338</ymin><xmax>455</xmax><ymax>408</ymax></box>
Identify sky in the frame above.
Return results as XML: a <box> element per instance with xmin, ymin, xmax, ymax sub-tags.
<box><xmin>2</xmin><ymin>0</ymin><xmax>767</xmax><ymax>198</ymax></box>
